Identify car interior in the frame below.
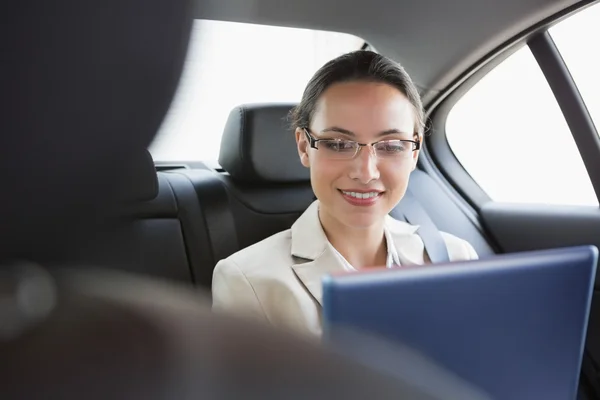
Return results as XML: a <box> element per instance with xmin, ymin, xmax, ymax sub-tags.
<box><xmin>4</xmin><ymin>0</ymin><xmax>600</xmax><ymax>398</ymax></box>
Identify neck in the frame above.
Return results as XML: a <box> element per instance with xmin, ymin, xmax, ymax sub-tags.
<box><xmin>318</xmin><ymin>208</ymin><xmax>387</xmax><ymax>269</ymax></box>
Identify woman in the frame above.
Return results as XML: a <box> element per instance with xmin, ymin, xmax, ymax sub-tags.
<box><xmin>211</xmin><ymin>50</ymin><xmax>478</xmax><ymax>337</ymax></box>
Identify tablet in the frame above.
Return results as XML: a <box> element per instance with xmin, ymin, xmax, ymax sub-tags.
<box><xmin>322</xmin><ymin>245</ymin><xmax>598</xmax><ymax>400</ymax></box>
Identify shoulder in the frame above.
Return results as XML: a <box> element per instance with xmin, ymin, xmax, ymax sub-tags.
<box><xmin>439</xmin><ymin>231</ymin><xmax>479</xmax><ymax>261</ymax></box>
<box><xmin>214</xmin><ymin>228</ymin><xmax>293</xmax><ymax>277</ymax></box>
<box><xmin>385</xmin><ymin>216</ymin><xmax>478</xmax><ymax>262</ymax></box>
<box><xmin>211</xmin><ymin>228</ymin><xmax>294</xmax><ymax>316</ymax></box>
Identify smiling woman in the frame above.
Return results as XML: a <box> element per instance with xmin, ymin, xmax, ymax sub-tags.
<box><xmin>296</xmin><ymin>80</ymin><xmax>419</xmax><ymax>240</ymax></box>
<box><xmin>211</xmin><ymin>50</ymin><xmax>478</xmax><ymax>337</ymax></box>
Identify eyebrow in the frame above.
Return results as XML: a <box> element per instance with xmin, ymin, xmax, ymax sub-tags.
<box><xmin>320</xmin><ymin>126</ymin><xmax>412</xmax><ymax>138</ymax></box>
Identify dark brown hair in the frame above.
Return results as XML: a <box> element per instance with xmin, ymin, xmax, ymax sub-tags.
<box><xmin>290</xmin><ymin>50</ymin><xmax>425</xmax><ymax>138</ymax></box>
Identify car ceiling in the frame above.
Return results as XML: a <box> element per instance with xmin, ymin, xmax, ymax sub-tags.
<box><xmin>194</xmin><ymin>0</ymin><xmax>587</xmax><ymax>105</ymax></box>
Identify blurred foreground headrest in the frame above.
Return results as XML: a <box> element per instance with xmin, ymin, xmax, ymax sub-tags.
<box><xmin>0</xmin><ymin>1</ymin><xmax>193</xmax><ymax>263</ymax></box>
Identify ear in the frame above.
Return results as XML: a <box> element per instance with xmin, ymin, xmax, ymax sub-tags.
<box><xmin>296</xmin><ymin>128</ymin><xmax>310</xmax><ymax>168</ymax></box>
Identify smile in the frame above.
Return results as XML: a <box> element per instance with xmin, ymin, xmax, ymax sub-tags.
<box><xmin>340</xmin><ymin>190</ymin><xmax>381</xmax><ymax>199</ymax></box>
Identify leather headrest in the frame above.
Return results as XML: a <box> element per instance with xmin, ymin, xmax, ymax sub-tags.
<box><xmin>218</xmin><ymin>103</ymin><xmax>310</xmax><ymax>184</ymax></box>
<box><xmin>121</xmin><ymin>150</ymin><xmax>159</xmax><ymax>203</ymax></box>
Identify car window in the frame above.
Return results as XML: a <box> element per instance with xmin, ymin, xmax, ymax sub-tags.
<box><xmin>550</xmin><ymin>2</ymin><xmax>600</xmax><ymax>137</ymax></box>
<box><xmin>445</xmin><ymin>45</ymin><xmax>598</xmax><ymax>206</ymax></box>
<box><xmin>149</xmin><ymin>19</ymin><xmax>364</xmax><ymax>163</ymax></box>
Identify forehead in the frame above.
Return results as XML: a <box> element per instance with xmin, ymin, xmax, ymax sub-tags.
<box><xmin>311</xmin><ymin>81</ymin><xmax>415</xmax><ymax>138</ymax></box>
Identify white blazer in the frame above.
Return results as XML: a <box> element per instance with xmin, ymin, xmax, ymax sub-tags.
<box><xmin>212</xmin><ymin>200</ymin><xmax>478</xmax><ymax>337</ymax></box>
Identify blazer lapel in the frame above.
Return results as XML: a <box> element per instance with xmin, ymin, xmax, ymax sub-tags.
<box><xmin>292</xmin><ymin>249</ymin><xmax>344</xmax><ymax>306</ymax></box>
<box><xmin>385</xmin><ymin>215</ymin><xmax>428</xmax><ymax>266</ymax></box>
<box><xmin>290</xmin><ymin>201</ymin><xmax>347</xmax><ymax>306</ymax></box>
<box><xmin>289</xmin><ymin>203</ymin><xmax>428</xmax><ymax>306</ymax></box>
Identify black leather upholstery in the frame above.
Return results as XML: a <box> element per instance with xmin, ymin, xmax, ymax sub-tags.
<box><xmin>219</xmin><ymin>173</ymin><xmax>314</xmax><ymax>250</ymax></box>
<box><xmin>219</xmin><ymin>103</ymin><xmax>309</xmax><ymax>184</ymax></box>
<box><xmin>163</xmin><ymin>169</ymin><xmax>239</xmax><ymax>288</ymax></box>
<box><xmin>65</xmin><ymin>153</ymin><xmax>197</xmax><ymax>283</ymax></box>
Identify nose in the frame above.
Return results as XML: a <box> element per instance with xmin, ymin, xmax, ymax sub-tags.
<box><xmin>349</xmin><ymin>145</ymin><xmax>380</xmax><ymax>184</ymax></box>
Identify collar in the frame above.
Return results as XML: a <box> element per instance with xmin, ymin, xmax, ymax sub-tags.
<box><xmin>290</xmin><ymin>200</ymin><xmax>423</xmax><ymax>305</ymax></box>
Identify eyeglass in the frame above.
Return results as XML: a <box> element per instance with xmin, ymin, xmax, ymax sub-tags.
<box><xmin>303</xmin><ymin>128</ymin><xmax>420</xmax><ymax>160</ymax></box>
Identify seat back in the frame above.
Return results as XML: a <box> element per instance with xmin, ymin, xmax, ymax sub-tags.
<box><xmin>162</xmin><ymin>167</ymin><xmax>240</xmax><ymax>287</ymax></box>
<box><xmin>65</xmin><ymin>151</ymin><xmax>195</xmax><ymax>283</ymax></box>
<box><xmin>218</xmin><ymin>103</ymin><xmax>316</xmax><ymax>248</ymax></box>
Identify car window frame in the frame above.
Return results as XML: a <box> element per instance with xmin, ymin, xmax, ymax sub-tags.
<box><xmin>423</xmin><ymin>1</ymin><xmax>600</xmax><ymax>211</ymax></box>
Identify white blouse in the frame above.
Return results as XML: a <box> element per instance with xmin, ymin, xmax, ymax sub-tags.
<box><xmin>328</xmin><ymin>227</ymin><xmax>401</xmax><ymax>271</ymax></box>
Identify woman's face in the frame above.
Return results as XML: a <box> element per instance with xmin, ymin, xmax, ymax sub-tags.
<box><xmin>296</xmin><ymin>81</ymin><xmax>419</xmax><ymax>231</ymax></box>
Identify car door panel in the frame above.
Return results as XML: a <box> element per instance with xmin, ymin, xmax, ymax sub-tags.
<box><xmin>480</xmin><ymin>202</ymin><xmax>600</xmax><ymax>288</ymax></box>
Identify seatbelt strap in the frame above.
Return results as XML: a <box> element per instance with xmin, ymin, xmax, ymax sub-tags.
<box><xmin>389</xmin><ymin>187</ymin><xmax>450</xmax><ymax>263</ymax></box>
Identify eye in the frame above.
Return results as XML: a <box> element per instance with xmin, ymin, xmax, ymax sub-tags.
<box><xmin>378</xmin><ymin>140</ymin><xmax>410</xmax><ymax>153</ymax></box>
<box><xmin>320</xmin><ymin>139</ymin><xmax>356</xmax><ymax>152</ymax></box>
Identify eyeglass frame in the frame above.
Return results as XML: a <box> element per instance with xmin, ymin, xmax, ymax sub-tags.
<box><xmin>302</xmin><ymin>128</ymin><xmax>421</xmax><ymax>159</ymax></box>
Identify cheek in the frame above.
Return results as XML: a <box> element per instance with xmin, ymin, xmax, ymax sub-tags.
<box><xmin>309</xmin><ymin>155</ymin><xmax>342</xmax><ymax>190</ymax></box>
<box><xmin>380</xmin><ymin>162</ymin><xmax>413</xmax><ymax>191</ymax></box>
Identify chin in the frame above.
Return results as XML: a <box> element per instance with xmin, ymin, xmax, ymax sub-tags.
<box><xmin>339</xmin><ymin>212</ymin><xmax>384</xmax><ymax>230</ymax></box>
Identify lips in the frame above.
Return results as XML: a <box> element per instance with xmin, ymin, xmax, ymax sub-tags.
<box><xmin>339</xmin><ymin>189</ymin><xmax>383</xmax><ymax>206</ymax></box>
